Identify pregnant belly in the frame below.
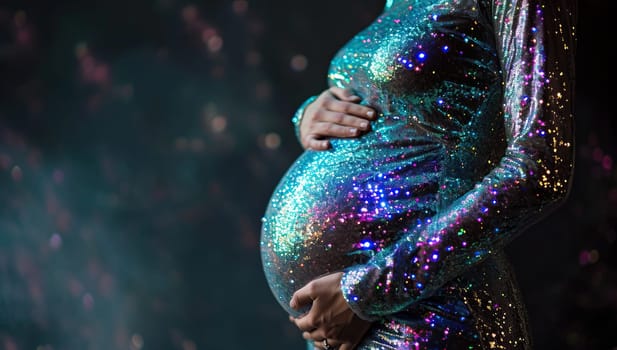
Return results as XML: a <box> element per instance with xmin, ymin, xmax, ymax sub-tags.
<box><xmin>260</xmin><ymin>138</ymin><xmax>443</xmax><ymax>316</ymax></box>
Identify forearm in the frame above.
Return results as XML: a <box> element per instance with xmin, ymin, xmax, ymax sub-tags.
<box><xmin>339</xmin><ymin>0</ymin><xmax>576</xmax><ymax>321</ymax></box>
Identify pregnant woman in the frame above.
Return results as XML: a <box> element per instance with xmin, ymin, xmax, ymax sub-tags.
<box><xmin>261</xmin><ymin>0</ymin><xmax>576</xmax><ymax>349</ymax></box>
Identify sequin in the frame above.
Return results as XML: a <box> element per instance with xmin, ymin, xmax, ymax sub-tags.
<box><xmin>261</xmin><ymin>0</ymin><xmax>576</xmax><ymax>348</ymax></box>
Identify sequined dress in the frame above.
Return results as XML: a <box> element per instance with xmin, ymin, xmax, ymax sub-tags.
<box><xmin>260</xmin><ymin>0</ymin><xmax>575</xmax><ymax>348</ymax></box>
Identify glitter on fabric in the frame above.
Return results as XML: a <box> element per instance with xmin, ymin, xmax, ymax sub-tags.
<box><xmin>261</xmin><ymin>0</ymin><xmax>576</xmax><ymax>348</ymax></box>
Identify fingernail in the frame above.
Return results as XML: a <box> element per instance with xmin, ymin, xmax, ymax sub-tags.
<box><xmin>349</xmin><ymin>128</ymin><xmax>357</xmax><ymax>135</ymax></box>
<box><xmin>360</xmin><ymin>122</ymin><xmax>368</xmax><ymax>129</ymax></box>
<box><xmin>367</xmin><ymin>110</ymin><xmax>375</xmax><ymax>118</ymax></box>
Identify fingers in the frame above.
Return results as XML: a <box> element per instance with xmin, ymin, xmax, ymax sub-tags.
<box><xmin>312</xmin><ymin>121</ymin><xmax>362</xmax><ymax>138</ymax></box>
<box><xmin>303</xmin><ymin>330</ymin><xmax>343</xmax><ymax>343</ymax></box>
<box><xmin>305</xmin><ymin>331</ymin><xmax>344</xmax><ymax>350</ymax></box>
<box><xmin>313</xmin><ymin>341</ymin><xmax>353</xmax><ymax>350</ymax></box>
<box><xmin>296</xmin><ymin>315</ymin><xmax>371</xmax><ymax>350</ymax></box>
<box><xmin>311</xmin><ymin>340</ymin><xmax>344</xmax><ymax>350</ymax></box>
<box><xmin>301</xmin><ymin>118</ymin><xmax>367</xmax><ymax>151</ymax></box>
<box><xmin>323</xmin><ymin>99</ymin><xmax>376</xmax><ymax>122</ymax></box>
<box><xmin>290</xmin><ymin>282</ymin><xmax>315</xmax><ymax>311</ymax></box>
<box><xmin>303</xmin><ymin>329</ymin><xmax>326</xmax><ymax>341</ymax></box>
<box><xmin>309</xmin><ymin>337</ymin><xmax>345</xmax><ymax>350</ymax></box>
<box><xmin>305</xmin><ymin>137</ymin><xmax>330</xmax><ymax>151</ymax></box>
<box><xmin>328</xmin><ymin>87</ymin><xmax>361</xmax><ymax>102</ymax></box>
<box><xmin>293</xmin><ymin>311</ymin><xmax>318</xmax><ymax>331</ymax></box>
<box><xmin>299</xmin><ymin>87</ymin><xmax>379</xmax><ymax>151</ymax></box>
<box><xmin>322</xmin><ymin>87</ymin><xmax>375</xmax><ymax>120</ymax></box>
<box><xmin>312</xmin><ymin>341</ymin><xmax>325</xmax><ymax>350</ymax></box>
<box><xmin>319</xmin><ymin>110</ymin><xmax>373</xmax><ymax>131</ymax></box>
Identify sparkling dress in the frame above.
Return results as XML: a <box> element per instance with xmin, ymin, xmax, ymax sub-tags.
<box><xmin>260</xmin><ymin>0</ymin><xmax>576</xmax><ymax>348</ymax></box>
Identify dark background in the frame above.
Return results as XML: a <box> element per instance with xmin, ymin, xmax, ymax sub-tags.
<box><xmin>0</xmin><ymin>0</ymin><xmax>615</xmax><ymax>349</ymax></box>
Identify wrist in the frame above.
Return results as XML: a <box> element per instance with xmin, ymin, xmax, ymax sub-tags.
<box><xmin>292</xmin><ymin>95</ymin><xmax>318</xmax><ymax>143</ymax></box>
<box><xmin>340</xmin><ymin>265</ymin><xmax>381</xmax><ymax>322</ymax></box>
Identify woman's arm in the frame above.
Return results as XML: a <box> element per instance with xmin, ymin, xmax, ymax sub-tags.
<box><xmin>340</xmin><ymin>0</ymin><xmax>577</xmax><ymax>321</ymax></box>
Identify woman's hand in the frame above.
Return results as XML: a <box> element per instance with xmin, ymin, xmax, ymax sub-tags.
<box><xmin>300</xmin><ymin>87</ymin><xmax>376</xmax><ymax>150</ymax></box>
<box><xmin>289</xmin><ymin>272</ymin><xmax>373</xmax><ymax>350</ymax></box>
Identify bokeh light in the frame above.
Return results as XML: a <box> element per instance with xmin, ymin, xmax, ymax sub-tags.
<box><xmin>0</xmin><ymin>1</ymin><xmax>614</xmax><ymax>350</ymax></box>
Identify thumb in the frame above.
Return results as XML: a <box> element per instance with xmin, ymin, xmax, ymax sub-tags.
<box><xmin>290</xmin><ymin>282</ymin><xmax>315</xmax><ymax>310</ymax></box>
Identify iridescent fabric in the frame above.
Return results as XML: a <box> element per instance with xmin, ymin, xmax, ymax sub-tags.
<box><xmin>261</xmin><ymin>0</ymin><xmax>576</xmax><ymax>348</ymax></box>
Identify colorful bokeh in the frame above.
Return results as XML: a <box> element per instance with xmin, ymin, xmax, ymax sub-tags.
<box><xmin>0</xmin><ymin>1</ymin><xmax>614</xmax><ymax>349</ymax></box>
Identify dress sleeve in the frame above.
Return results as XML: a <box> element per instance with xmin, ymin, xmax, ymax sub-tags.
<box><xmin>340</xmin><ymin>0</ymin><xmax>577</xmax><ymax>321</ymax></box>
<box><xmin>291</xmin><ymin>95</ymin><xmax>318</xmax><ymax>145</ymax></box>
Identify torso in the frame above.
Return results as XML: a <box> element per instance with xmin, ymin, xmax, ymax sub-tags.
<box><xmin>261</xmin><ymin>0</ymin><xmax>507</xmax><ymax>317</ymax></box>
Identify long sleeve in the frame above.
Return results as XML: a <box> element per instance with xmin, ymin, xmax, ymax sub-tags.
<box><xmin>340</xmin><ymin>0</ymin><xmax>577</xmax><ymax>321</ymax></box>
<box><xmin>291</xmin><ymin>95</ymin><xmax>318</xmax><ymax>145</ymax></box>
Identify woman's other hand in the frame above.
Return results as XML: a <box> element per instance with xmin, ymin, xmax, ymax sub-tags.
<box><xmin>289</xmin><ymin>272</ymin><xmax>372</xmax><ymax>350</ymax></box>
<box><xmin>300</xmin><ymin>87</ymin><xmax>376</xmax><ymax>150</ymax></box>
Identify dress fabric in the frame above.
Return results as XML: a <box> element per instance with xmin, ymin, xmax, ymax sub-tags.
<box><xmin>260</xmin><ymin>0</ymin><xmax>576</xmax><ymax>349</ymax></box>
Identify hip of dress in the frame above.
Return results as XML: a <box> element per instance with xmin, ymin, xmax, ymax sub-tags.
<box><xmin>306</xmin><ymin>251</ymin><xmax>531</xmax><ymax>350</ymax></box>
